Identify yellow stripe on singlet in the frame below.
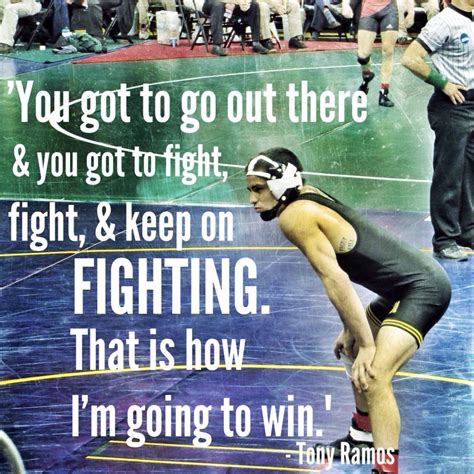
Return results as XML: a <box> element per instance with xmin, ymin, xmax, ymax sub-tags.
<box><xmin>382</xmin><ymin>318</ymin><xmax>423</xmax><ymax>347</ymax></box>
<box><xmin>366</xmin><ymin>304</ymin><xmax>382</xmax><ymax>326</ymax></box>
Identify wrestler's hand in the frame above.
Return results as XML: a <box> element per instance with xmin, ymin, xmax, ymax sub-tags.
<box><xmin>443</xmin><ymin>82</ymin><xmax>467</xmax><ymax>104</ymax></box>
<box><xmin>334</xmin><ymin>328</ymin><xmax>356</xmax><ymax>359</ymax></box>
<box><xmin>352</xmin><ymin>345</ymin><xmax>376</xmax><ymax>393</ymax></box>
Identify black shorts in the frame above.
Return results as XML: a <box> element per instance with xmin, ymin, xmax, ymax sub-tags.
<box><xmin>366</xmin><ymin>268</ymin><xmax>451</xmax><ymax>347</ymax></box>
<box><xmin>359</xmin><ymin>2</ymin><xmax>399</xmax><ymax>33</ymax></box>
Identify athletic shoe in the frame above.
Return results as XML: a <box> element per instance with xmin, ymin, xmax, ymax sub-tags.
<box><xmin>139</xmin><ymin>27</ymin><xmax>150</xmax><ymax>40</ymax></box>
<box><xmin>311</xmin><ymin>31</ymin><xmax>319</xmax><ymax>41</ymax></box>
<box><xmin>261</xmin><ymin>39</ymin><xmax>274</xmax><ymax>51</ymax></box>
<box><xmin>379</xmin><ymin>90</ymin><xmax>394</xmax><ymax>107</ymax></box>
<box><xmin>434</xmin><ymin>245</ymin><xmax>468</xmax><ymax>261</ymax></box>
<box><xmin>289</xmin><ymin>36</ymin><xmax>307</xmax><ymax>49</ymax></box>
<box><xmin>211</xmin><ymin>45</ymin><xmax>228</xmax><ymax>56</ymax></box>
<box><xmin>323</xmin><ymin>8</ymin><xmax>341</xmax><ymax>28</ymax></box>
<box><xmin>314</xmin><ymin>432</ymin><xmax>374</xmax><ymax>459</ymax></box>
<box><xmin>0</xmin><ymin>43</ymin><xmax>12</xmax><ymax>53</ymax></box>
<box><xmin>358</xmin><ymin>71</ymin><xmax>375</xmax><ymax>94</ymax></box>
<box><xmin>252</xmin><ymin>43</ymin><xmax>269</xmax><ymax>54</ymax></box>
<box><xmin>397</xmin><ymin>35</ymin><xmax>412</xmax><ymax>44</ymax></box>
<box><xmin>457</xmin><ymin>240</ymin><xmax>474</xmax><ymax>251</ymax></box>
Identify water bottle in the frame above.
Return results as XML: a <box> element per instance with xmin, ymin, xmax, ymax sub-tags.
<box><xmin>61</xmin><ymin>27</ymin><xmax>73</xmax><ymax>39</ymax></box>
<box><xmin>169</xmin><ymin>24</ymin><xmax>178</xmax><ymax>47</ymax></box>
<box><xmin>168</xmin><ymin>13</ymin><xmax>179</xmax><ymax>47</ymax></box>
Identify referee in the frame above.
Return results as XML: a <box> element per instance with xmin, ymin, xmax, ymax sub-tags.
<box><xmin>401</xmin><ymin>0</ymin><xmax>474</xmax><ymax>261</ymax></box>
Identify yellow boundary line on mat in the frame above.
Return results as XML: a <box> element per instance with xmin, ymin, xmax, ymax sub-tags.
<box><xmin>0</xmin><ymin>245</ymin><xmax>297</xmax><ymax>258</ymax></box>
<box><xmin>110</xmin><ymin>440</ymin><xmax>301</xmax><ymax>453</ymax></box>
<box><xmin>2</xmin><ymin>246</ymin><xmax>469</xmax><ymax>258</ymax></box>
<box><xmin>90</xmin><ymin>441</ymin><xmax>323</xmax><ymax>472</ymax></box>
<box><xmin>86</xmin><ymin>454</ymin><xmax>321</xmax><ymax>472</ymax></box>
<box><xmin>1</xmin><ymin>246</ymin><xmax>471</xmax><ymax>387</ymax></box>
<box><xmin>0</xmin><ymin>363</ymin><xmax>471</xmax><ymax>387</ymax></box>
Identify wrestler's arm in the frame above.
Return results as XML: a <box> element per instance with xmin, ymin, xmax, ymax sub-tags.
<box><xmin>279</xmin><ymin>201</ymin><xmax>375</xmax><ymax>392</ymax></box>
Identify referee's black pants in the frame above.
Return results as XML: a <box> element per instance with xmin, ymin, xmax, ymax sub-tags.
<box><xmin>427</xmin><ymin>89</ymin><xmax>474</xmax><ymax>251</ymax></box>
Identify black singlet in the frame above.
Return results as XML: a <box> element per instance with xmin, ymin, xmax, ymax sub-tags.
<box><xmin>295</xmin><ymin>191</ymin><xmax>445</xmax><ymax>300</ymax></box>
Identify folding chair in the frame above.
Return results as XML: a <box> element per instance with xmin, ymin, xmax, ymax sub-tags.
<box><xmin>14</xmin><ymin>0</ymin><xmax>54</xmax><ymax>50</ymax></box>
<box><xmin>189</xmin><ymin>0</ymin><xmax>210</xmax><ymax>51</ymax></box>
<box><xmin>268</xmin><ymin>12</ymin><xmax>281</xmax><ymax>49</ymax></box>
<box><xmin>171</xmin><ymin>0</ymin><xmax>192</xmax><ymax>45</ymax></box>
<box><xmin>103</xmin><ymin>2</ymin><xmax>134</xmax><ymax>43</ymax></box>
<box><xmin>223</xmin><ymin>16</ymin><xmax>249</xmax><ymax>50</ymax></box>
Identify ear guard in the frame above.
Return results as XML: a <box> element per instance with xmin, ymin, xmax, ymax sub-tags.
<box><xmin>267</xmin><ymin>162</ymin><xmax>303</xmax><ymax>201</ymax></box>
<box><xmin>246</xmin><ymin>155</ymin><xmax>303</xmax><ymax>201</ymax></box>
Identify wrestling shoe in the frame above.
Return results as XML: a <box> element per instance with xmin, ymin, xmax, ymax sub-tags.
<box><xmin>434</xmin><ymin>245</ymin><xmax>468</xmax><ymax>261</ymax></box>
<box><xmin>379</xmin><ymin>89</ymin><xmax>394</xmax><ymax>107</ymax></box>
<box><xmin>314</xmin><ymin>432</ymin><xmax>374</xmax><ymax>459</ymax></box>
<box><xmin>358</xmin><ymin>71</ymin><xmax>375</xmax><ymax>94</ymax></box>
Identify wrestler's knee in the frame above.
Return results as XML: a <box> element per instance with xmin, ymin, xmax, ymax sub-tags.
<box><xmin>381</xmin><ymin>43</ymin><xmax>394</xmax><ymax>58</ymax></box>
<box><xmin>363</xmin><ymin>367</ymin><xmax>392</xmax><ymax>402</ymax></box>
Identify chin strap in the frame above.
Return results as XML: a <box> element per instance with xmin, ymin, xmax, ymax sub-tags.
<box><xmin>259</xmin><ymin>201</ymin><xmax>284</xmax><ymax>221</ymax></box>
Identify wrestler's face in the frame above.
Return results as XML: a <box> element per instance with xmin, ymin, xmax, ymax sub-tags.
<box><xmin>246</xmin><ymin>176</ymin><xmax>278</xmax><ymax>214</ymax></box>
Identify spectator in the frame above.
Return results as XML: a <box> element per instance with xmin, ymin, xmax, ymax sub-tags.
<box><xmin>304</xmin><ymin>0</ymin><xmax>342</xmax><ymax>40</ymax></box>
<box><xmin>0</xmin><ymin>0</ymin><xmax>42</xmax><ymax>52</ymax></box>
<box><xmin>202</xmin><ymin>0</ymin><xmax>269</xmax><ymax>55</ymax></box>
<box><xmin>135</xmin><ymin>0</ymin><xmax>149</xmax><ymax>38</ymax></box>
<box><xmin>397</xmin><ymin>0</ymin><xmax>439</xmax><ymax>44</ymax></box>
<box><xmin>258</xmin><ymin>0</ymin><xmax>306</xmax><ymax>50</ymax></box>
<box><xmin>52</xmin><ymin>0</ymin><xmax>69</xmax><ymax>41</ymax></box>
<box><xmin>69</xmin><ymin>0</ymin><xmax>135</xmax><ymax>40</ymax></box>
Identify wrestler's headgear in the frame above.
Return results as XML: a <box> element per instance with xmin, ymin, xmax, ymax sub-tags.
<box><xmin>246</xmin><ymin>148</ymin><xmax>303</xmax><ymax>221</ymax></box>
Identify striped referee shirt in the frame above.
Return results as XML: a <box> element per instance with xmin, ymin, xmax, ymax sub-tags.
<box><xmin>417</xmin><ymin>4</ymin><xmax>474</xmax><ymax>89</ymax></box>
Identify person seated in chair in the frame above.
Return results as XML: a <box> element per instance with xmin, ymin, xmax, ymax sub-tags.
<box><xmin>258</xmin><ymin>0</ymin><xmax>307</xmax><ymax>50</ymax></box>
<box><xmin>304</xmin><ymin>0</ymin><xmax>342</xmax><ymax>40</ymax></box>
<box><xmin>396</xmin><ymin>0</ymin><xmax>439</xmax><ymax>44</ymax></box>
<box><xmin>202</xmin><ymin>0</ymin><xmax>269</xmax><ymax>55</ymax></box>
<box><xmin>70</xmin><ymin>0</ymin><xmax>133</xmax><ymax>40</ymax></box>
<box><xmin>0</xmin><ymin>0</ymin><xmax>42</xmax><ymax>52</ymax></box>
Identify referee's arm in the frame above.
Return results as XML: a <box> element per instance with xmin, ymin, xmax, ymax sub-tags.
<box><xmin>401</xmin><ymin>41</ymin><xmax>467</xmax><ymax>105</ymax></box>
